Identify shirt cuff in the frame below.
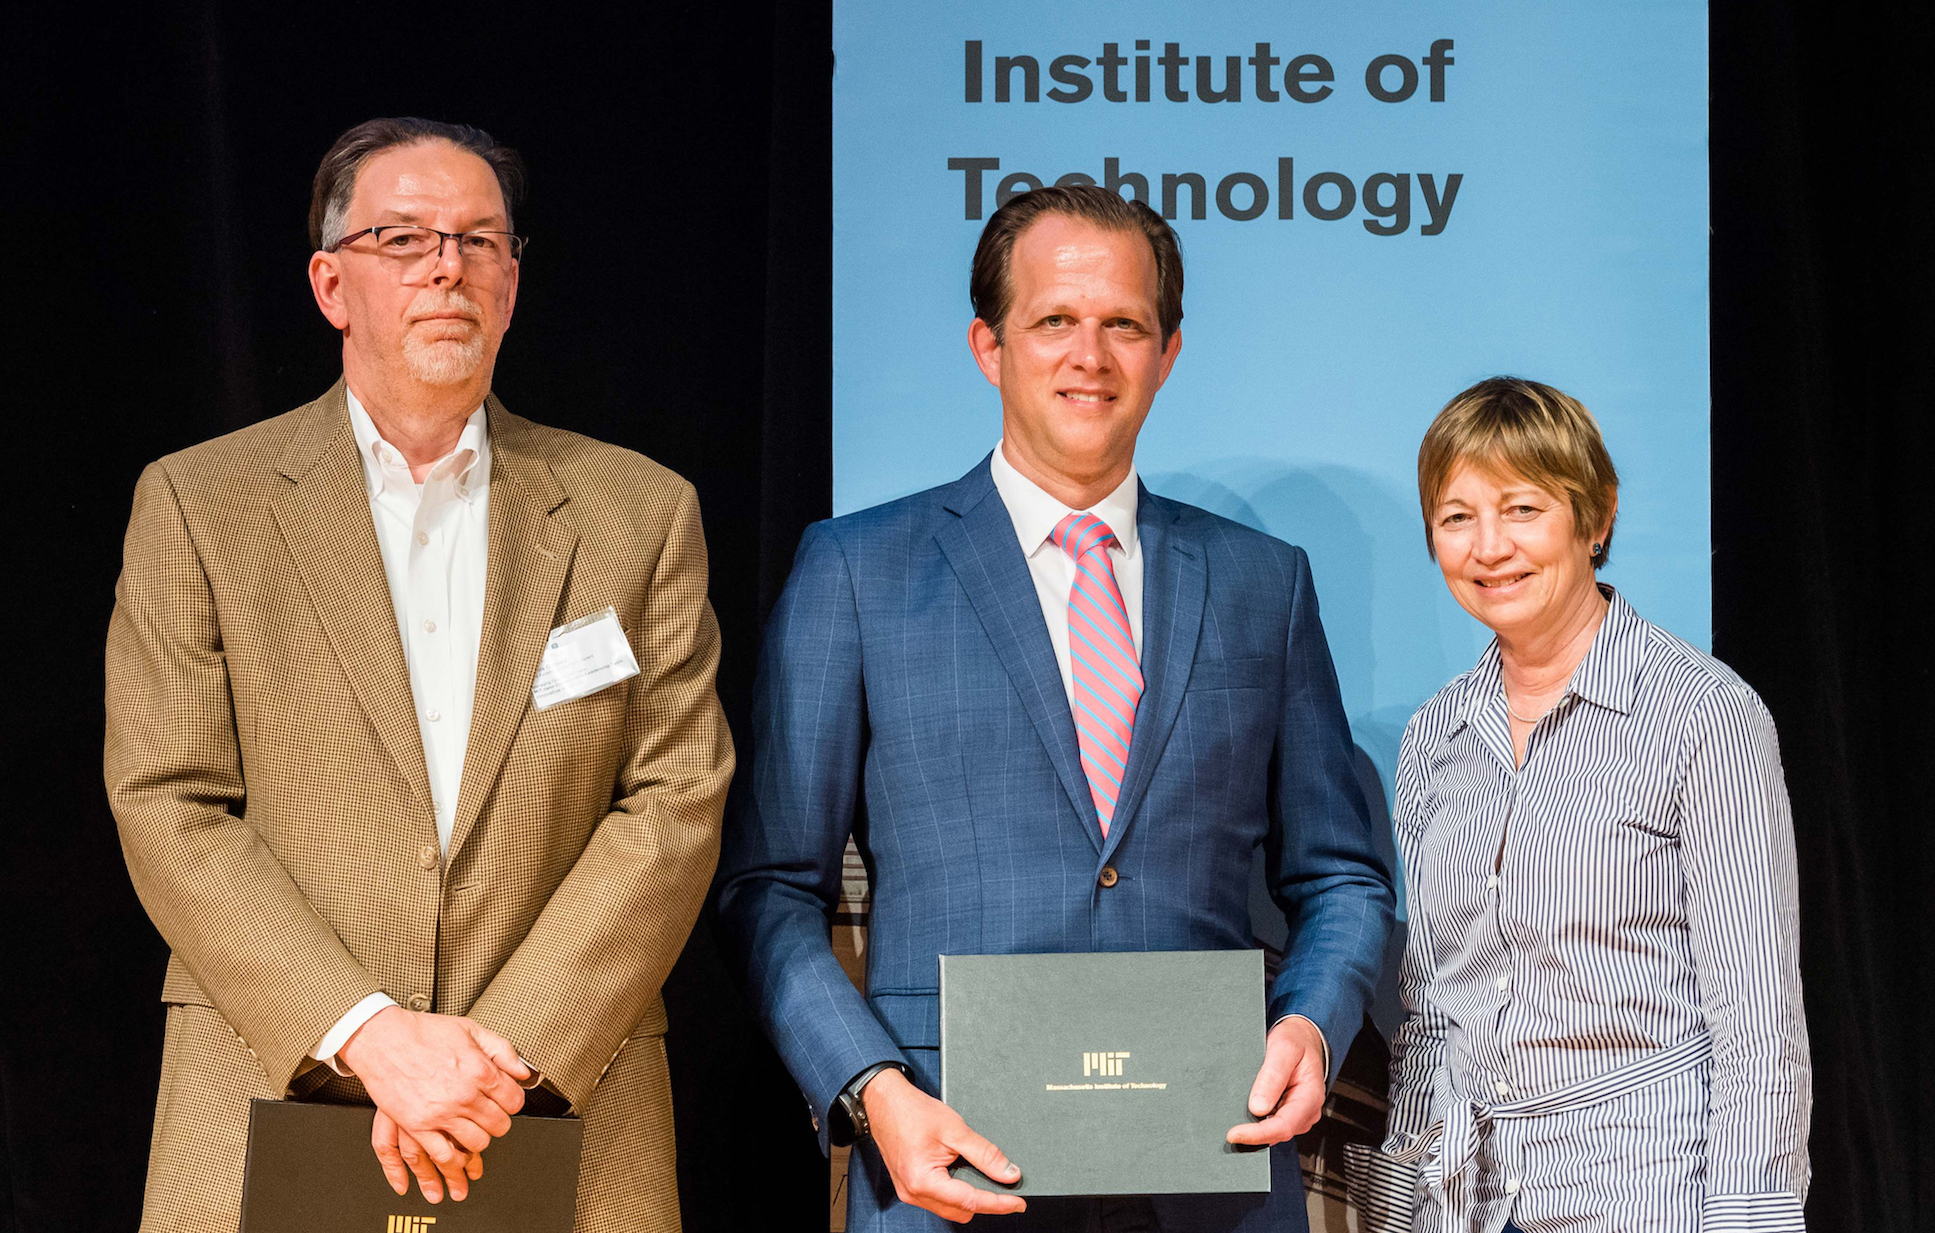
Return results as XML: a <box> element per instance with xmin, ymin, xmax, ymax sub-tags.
<box><xmin>1272</xmin><ymin>1013</ymin><xmax>1332</xmax><ymax>1079</ymax></box>
<box><xmin>311</xmin><ymin>992</ymin><xmax>398</xmax><ymax>1076</ymax></box>
<box><xmin>1699</xmin><ymin>1192</ymin><xmax>1807</xmax><ymax>1231</ymax></box>
<box><xmin>1343</xmin><ymin>1142</ymin><xmax>1419</xmax><ymax>1233</ymax></box>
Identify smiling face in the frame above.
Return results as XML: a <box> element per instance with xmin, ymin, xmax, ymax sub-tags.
<box><xmin>968</xmin><ymin>213</ymin><xmax>1180</xmax><ymax>500</ymax></box>
<box><xmin>309</xmin><ymin>140</ymin><xmax>518</xmax><ymax>398</ymax></box>
<box><xmin>1431</xmin><ymin>460</ymin><xmax>1615</xmax><ymax>642</ymax></box>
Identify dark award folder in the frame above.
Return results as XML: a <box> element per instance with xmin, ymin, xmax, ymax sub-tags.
<box><xmin>940</xmin><ymin>950</ymin><xmax>1271</xmax><ymax>1197</ymax></box>
<box><xmin>237</xmin><ymin>1099</ymin><xmax>583</xmax><ymax>1233</ymax></box>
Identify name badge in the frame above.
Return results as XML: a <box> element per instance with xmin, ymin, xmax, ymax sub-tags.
<box><xmin>532</xmin><ymin>606</ymin><xmax>640</xmax><ymax>711</ymax></box>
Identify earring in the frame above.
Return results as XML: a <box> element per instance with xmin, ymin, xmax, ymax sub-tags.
<box><xmin>1591</xmin><ymin>542</ymin><xmax>1602</xmax><ymax>556</ymax></box>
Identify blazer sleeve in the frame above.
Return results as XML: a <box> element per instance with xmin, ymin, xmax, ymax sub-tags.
<box><xmin>466</xmin><ymin>480</ymin><xmax>733</xmax><ymax>1111</ymax></box>
<box><xmin>715</xmin><ymin>522</ymin><xmax>908</xmax><ymax>1154</ymax></box>
<box><xmin>106</xmin><ymin>462</ymin><xmax>385</xmax><ymax>1094</ymax></box>
<box><xmin>1677</xmin><ymin>684</ymin><xmax>1811</xmax><ymax>1228</ymax></box>
<box><xmin>1260</xmin><ymin>545</ymin><xmax>1397</xmax><ymax>1080</ymax></box>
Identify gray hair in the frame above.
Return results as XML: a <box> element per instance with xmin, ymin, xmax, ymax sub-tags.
<box><xmin>309</xmin><ymin>117</ymin><xmax>525</xmax><ymax>251</ymax></box>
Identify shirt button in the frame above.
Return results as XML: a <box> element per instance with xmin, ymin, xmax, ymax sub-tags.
<box><xmin>415</xmin><ymin>530</ymin><xmax>429</xmax><ymax>546</ymax></box>
<box><xmin>1487</xmin><ymin>873</ymin><xmax>1500</xmax><ymax>890</ymax></box>
<box><xmin>1504</xmin><ymin>1177</ymin><xmax>1522</xmax><ymax>1196</ymax></box>
<box><xmin>1494</xmin><ymin>1079</ymin><xmax>1511</xmax><ymax>1097</ymax></box>
<box><xmin>426</xmin><ymin>708</ymin><xmax>441</xmax><ymax>722</ymax></box>
<box><xmin>423</xmin><ymin>619</ymin><xmax>437</xmax><ymax>633</ymax></box>
<box><xmin>418</xmin><ymin>844</ymin><xmax>439</xmax><ymax>871</ymax></box>
<box><xmin>1495</xmin><ymin>974</ymin><xmax>1510</xmax><ymax>992</ymax></box>
<box><xmin>1098</xmin><ymin>866</ymin><xmax>1119</xmax><ymax>888</ymax></box>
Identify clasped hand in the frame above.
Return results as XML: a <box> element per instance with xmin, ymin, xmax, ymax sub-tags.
<box><xmin>337</xmin><ymin>1006</ymin><xmax>533</xmax><ymax>1203</ymax></box>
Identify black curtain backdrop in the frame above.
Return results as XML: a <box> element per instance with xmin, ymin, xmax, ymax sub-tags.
<box><xmin>1709</xmin><ymin>3</ymin><xmax>1933</xmax><ymax>1228</ymax></box>
<box><xmin>0</xmin><ymin>3</ymin><xmax>1926</xmax><ymax>1231</ymax></box>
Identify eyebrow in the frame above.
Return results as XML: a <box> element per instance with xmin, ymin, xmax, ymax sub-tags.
<box><xmin>1030</xmin><ymin>306</ymin><xmax>1153</xmax><ymax>324</ymax></box>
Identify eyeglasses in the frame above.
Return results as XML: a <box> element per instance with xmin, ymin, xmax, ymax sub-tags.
<box><xmin>328</xmin><ymin>225</ymin><xmax>527</xmax><ymax>281</ymax></box>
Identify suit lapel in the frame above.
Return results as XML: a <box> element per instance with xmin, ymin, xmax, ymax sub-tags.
<box><xmin>936</xmin><ymin>459</ymin><xmax>1104</xmax><ymax>854</ymax></box>
<box><xmin>1102</xmin><ymin>489</ymin><xmax>1206</xmax><ymax>860</ymax></box>
<box><xmin>270</xmin><ymin>382</ymin><xmax>436</xmax><ymax>822</ymax></box>
<box><xmin>446</xmin><ymin>398</ymin><xmax>578</xmax><ymax>861</ymax></box>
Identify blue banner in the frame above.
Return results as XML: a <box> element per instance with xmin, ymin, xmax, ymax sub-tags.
<box><xmin>833</xmin><ymin>0</ymin><xmax>1708</xmax><ymax>811</ymax></box>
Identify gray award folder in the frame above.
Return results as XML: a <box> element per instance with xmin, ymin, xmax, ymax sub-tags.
<box><xmin>237</xmin><ymin>1099</ymin><xmax>583</xmax><ymax>1233</ymax></box>
<box><xmin>940</xmin><ymin>950</ymin><xmax>1270</xmax><ymax>1197</ymax></box>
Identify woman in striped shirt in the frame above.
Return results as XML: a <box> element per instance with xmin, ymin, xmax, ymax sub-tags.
<box><xmin>1349</xmin><ymin>378</ymin><xmax>1810</xmax><ymax>1233</ymax></box>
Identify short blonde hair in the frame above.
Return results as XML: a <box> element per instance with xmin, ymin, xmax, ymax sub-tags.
<box><xmin>1418</xmin><ymin>376</ymin><xmax>1620</xmax><ymax>567</ymax></box>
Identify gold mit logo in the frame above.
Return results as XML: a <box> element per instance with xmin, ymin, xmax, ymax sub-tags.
<box><xmin>1082</xmin><ymin>1051</ymin><xmax>1130</xmax><ymax>1077</ymax></box>
<box><xmin>387</xmin><ymin>1218</ymin><xmax>437</xmax><ymax>1232</ymax></box>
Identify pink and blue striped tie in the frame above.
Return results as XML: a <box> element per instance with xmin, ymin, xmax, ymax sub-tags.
<box><xmin>1051</xmin><ymin>512</ymin><xmax>1143</xmax><ymax>836</ymax></box>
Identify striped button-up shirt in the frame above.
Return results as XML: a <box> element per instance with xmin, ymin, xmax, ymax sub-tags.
<box><xmin>1362</xmin><ymin>589</ymin><xmax>1809</xmax><ymax>1233</ymax></box>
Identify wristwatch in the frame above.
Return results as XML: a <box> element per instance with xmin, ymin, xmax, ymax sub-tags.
<box><xmin>829</xmin><ymin>1060</ymin><xmax>910</xmax><ymax>1146</ymax></box>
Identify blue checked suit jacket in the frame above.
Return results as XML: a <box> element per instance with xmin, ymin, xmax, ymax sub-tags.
<box><xmin>718</xmin><ymin>457</ymin><xmax>1394</xmax><ymax>1232</ymax></box>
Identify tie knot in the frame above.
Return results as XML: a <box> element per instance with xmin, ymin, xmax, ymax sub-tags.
<box><xmin>1052</xmin><ymin>512</ymin><xmax>1117</xmax><ymax>559</ymax></box>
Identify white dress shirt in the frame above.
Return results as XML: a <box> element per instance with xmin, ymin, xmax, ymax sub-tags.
<box><xmin>311</xmin><ymin>390</ymin><xmax>491</xmax><ymax>1070</ymax></box>
<box><xmin>988</xmin><ymin>441</ymin><xmax>1143</xmax><ymax>706</ymax></box>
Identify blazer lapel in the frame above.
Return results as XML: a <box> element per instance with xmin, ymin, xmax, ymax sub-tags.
<box><xmin>270</xmin><ymin>382</ymin><xmax>436</xmax><ymax>822</ymax></box>
<box><xmin>935</xmin><ymin>458</ymin><xmax>1104</xmax><ymax>854</ymax></box>
<box><xmin>1102</xmin><ymin>488</ymin><xmax>1206</xmax><ymax>860</ymax></box>
<box><xmin>446</xmin><ymin>398</ymin><xmax>578</xmax><ymax>861</ymax></box>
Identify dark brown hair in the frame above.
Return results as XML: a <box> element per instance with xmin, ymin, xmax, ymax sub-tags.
<box><xmin>970</xmin><ymin>185</ymin><xmax>1183</xmax><ymax>345</ymax></box>
<box><xmin>308</xmin><ymin>117</ymin><xmax>526</xmax><ymax>251</ymax></box>
<box><xmin>1418</xmin><ymin>376</ymin><xmax>1622</xmax><ymax>568</ymax></box>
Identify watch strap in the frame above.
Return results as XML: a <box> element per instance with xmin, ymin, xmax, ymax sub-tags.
<box><xmin>832</xmin><ymin>1060</ymin><xmax>909</xmax><ymax>1146</ymax></box>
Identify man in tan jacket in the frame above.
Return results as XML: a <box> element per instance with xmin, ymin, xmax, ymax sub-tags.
<box><xmin>104</xmin><ymin>117</ymin><xmax>731</xmax><ymax>1232</ymax></box>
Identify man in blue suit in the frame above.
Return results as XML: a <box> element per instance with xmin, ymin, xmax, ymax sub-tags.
<box><xmin>717</xmin><ymin>185</ymin><xmax>1394</xmax><ymax>1230</ymax></box>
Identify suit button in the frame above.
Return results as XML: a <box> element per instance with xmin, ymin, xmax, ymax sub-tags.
<box><xmin>419</xmin><ymin>844</ymin><xmax>439</xmax><ymax>871</ymax></box>
<box><xmin>1098</xmin><ymin>866</ymin><xmax>1119</xmax><ymax>888</ymax></box>
<box><xmin>408</xmin><ymin>994</ymin><xmax>432</xmax><ymax>1012</ymax></box>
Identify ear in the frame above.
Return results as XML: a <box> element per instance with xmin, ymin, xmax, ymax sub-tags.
<box><xmin>308</xmin><ymin>251</ymin><xmax>351</xmax><ymax>331</ymax></box>
<box><xmin>500</xmin><ymin>253</ymin><xmax>520</xmax><ymax>332</ymax></box>
<box><xmin>1153</xmin><ymin>327</ymin><xmax>1182</xmax><ymax>389</ymax></box>
<box><xmin>968</xmin><ymin>317</ymin><xmax>1003</xmax><ymax>388</ymax></box>
<box><xmin>1596</xmin><ymin>490</ymin><xmax>1619</xmax><ymax>546</ymax></box>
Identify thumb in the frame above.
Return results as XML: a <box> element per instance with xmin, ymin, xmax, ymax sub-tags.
<box><xmin>948</xmin><ymin>1124</ymin><xmax>1021</xmax><ymax>1185</ymax></box>
<box><xmin>1249</xmin><ymin>1044</ymin><xmax>1294</xmax><ymax>1118</ymax></box>
<box><xmin>467</xmin><ymin>1022</ymin><xmax>533</xmax><ymax>1081</ymax></box>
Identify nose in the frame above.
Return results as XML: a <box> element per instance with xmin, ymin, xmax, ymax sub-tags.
<box><xmin>1472</xmin><ymin>512</ymin><xmax>1513</xmax><ymax>563</ymax></box>
<box><xmin>428</xmin><ymin>233</ymin><xmax>467</xmax><ymax>286</ymax></box>
<box><xmin>1069</xmin><ymin>318</ymin><xmax>1111</xmax><ymax>371</ymax></box>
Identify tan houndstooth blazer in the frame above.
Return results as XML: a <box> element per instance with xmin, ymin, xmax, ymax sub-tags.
<box><xmin>105</xmin><ymin>380</ymin><xmax>732</xmax><ymax>1232</ymax></box>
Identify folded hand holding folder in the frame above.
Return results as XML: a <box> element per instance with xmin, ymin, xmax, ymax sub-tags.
<box><xmin>237</xmin><ymin>1099</ymin><xmax>583</xmax><ymax>1233</ymax></box>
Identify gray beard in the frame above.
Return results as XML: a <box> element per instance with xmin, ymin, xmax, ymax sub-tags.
<box><xmin>402</xmin><ymin>332</ymin><xmax>487</xmax><ymax>386</ymax></box>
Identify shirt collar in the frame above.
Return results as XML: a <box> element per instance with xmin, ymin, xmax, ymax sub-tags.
<box><xmin>1565</xmin><ymin>585</ymin><xmax>1644</xmax><ymax>716</ymax></box>
<box><xmin>346</xmin><ymin>388</ymin><xmax>490</xmax><ymax>504</ymax></box>
<box><xmin>988</xmin><ymin>440</ymin><xmax>1140</xmax><ymax>558</ymax></box>
<box><xmin>1450</xmin><ymin>583</ymin><xmax>1643</xmax><ymax>737</ymax></box>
